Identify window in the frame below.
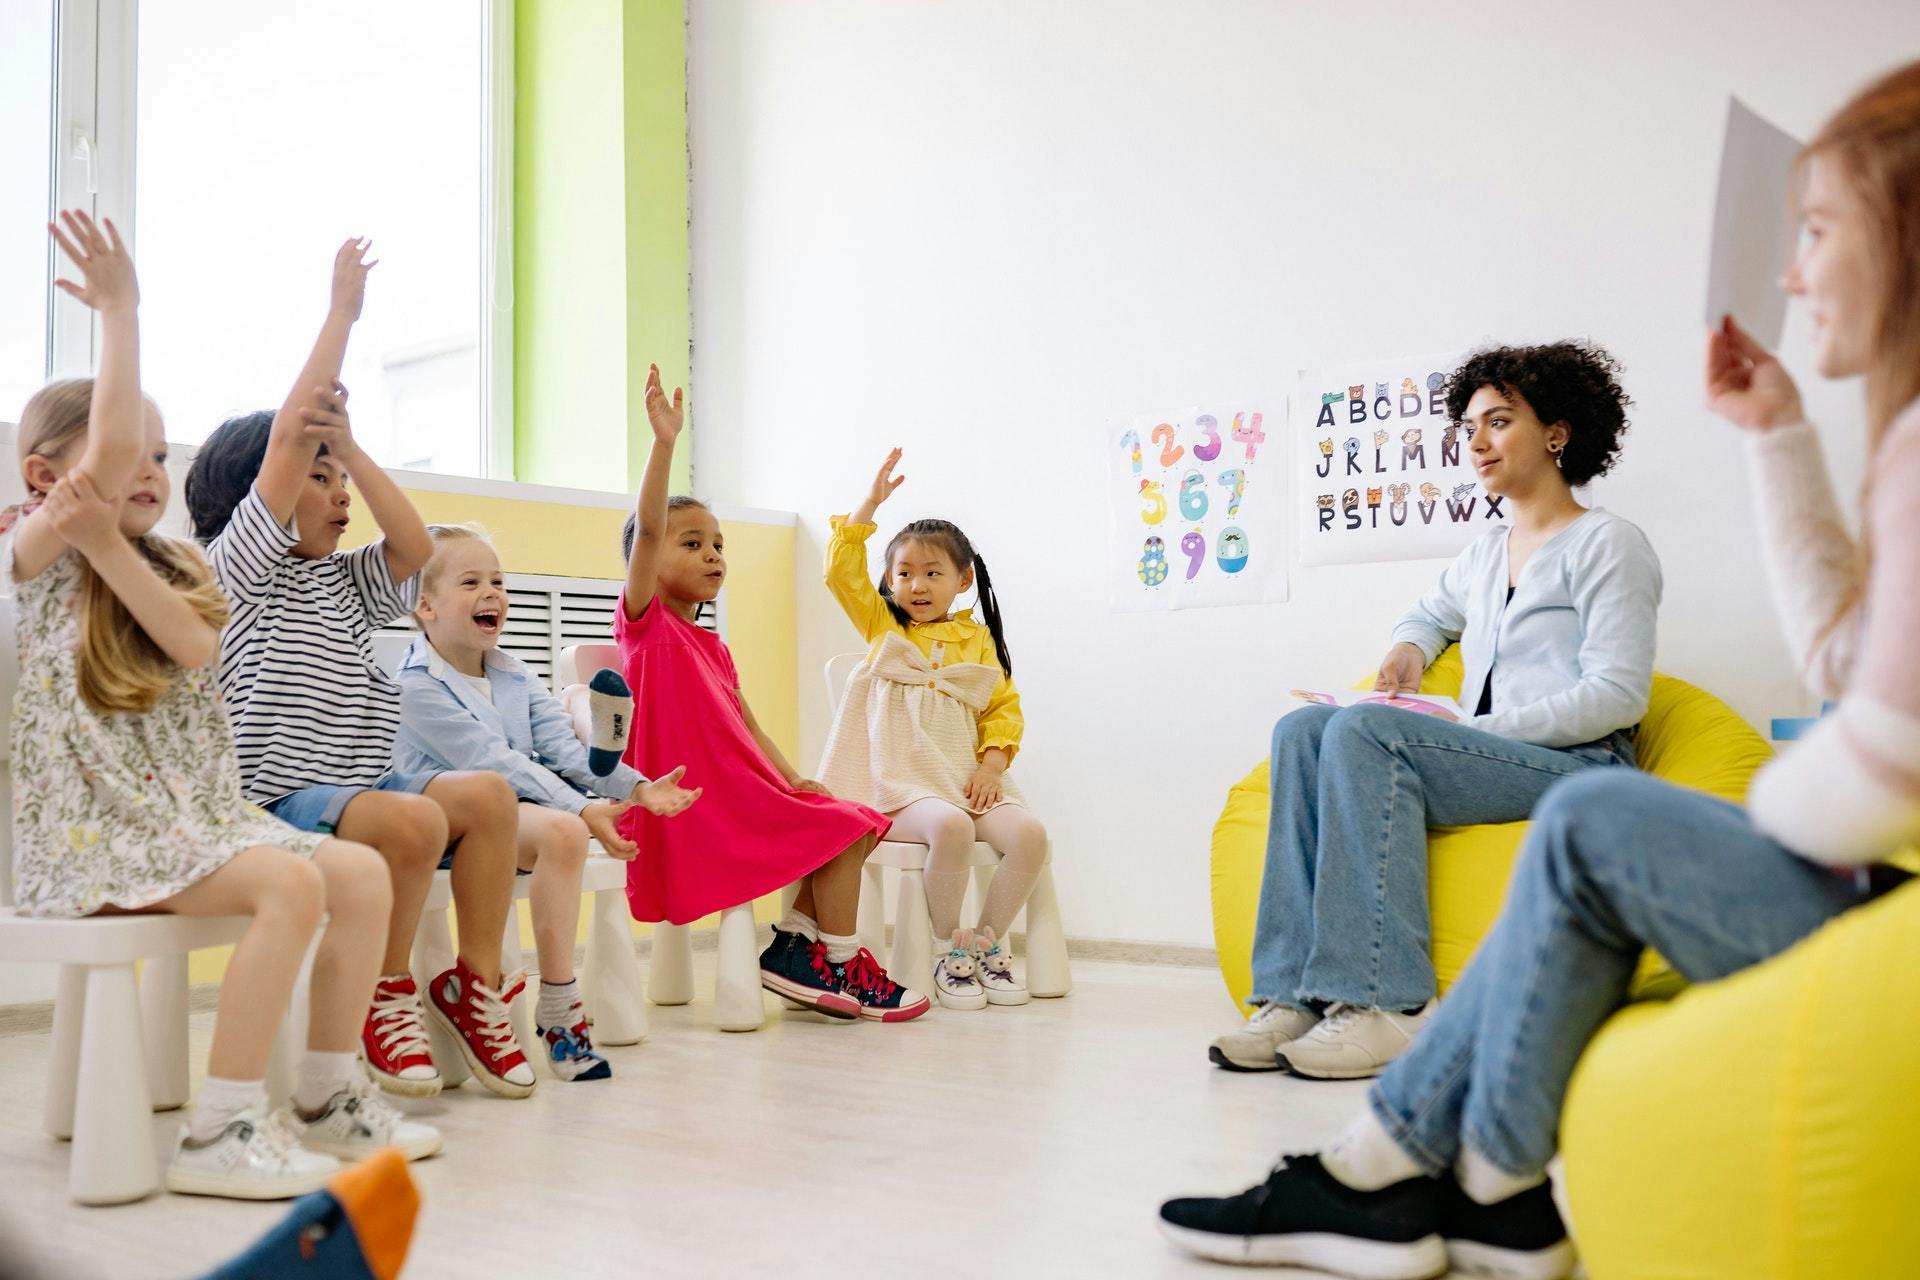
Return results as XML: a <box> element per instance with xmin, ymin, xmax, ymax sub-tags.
<box><xmin>21</xmin><ymin>0</ymin><xmax>512</xmax><ymax>478</ymax></box>
<box><xmin>0</xmin><ymin>1</ymin><xmax>56</xmax><ymax>422</ymax></box>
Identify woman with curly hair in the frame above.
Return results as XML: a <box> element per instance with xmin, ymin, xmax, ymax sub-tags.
<box><xmin>1209</xmin><ymin>340</ymin><xmax>1660</xmax><ymax>1082</ymax></box>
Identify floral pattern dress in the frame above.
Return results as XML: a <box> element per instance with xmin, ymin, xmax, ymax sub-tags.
<box><xmin>8</xmin><ymin>545</ymin><xmax>325</xmax><ymax>918</ymax></box>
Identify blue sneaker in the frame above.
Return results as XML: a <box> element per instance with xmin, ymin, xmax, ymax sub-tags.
<box><xmin>537</xmin><ymin>1015</ymin><xmax>612</xmax><ymax>1082</ymax></box>
<box><xmin>759</xmin><ymin>928</ymin><xmax>859</xmax><ymax>1019</ymax></box>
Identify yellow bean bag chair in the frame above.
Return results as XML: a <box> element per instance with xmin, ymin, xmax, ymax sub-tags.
<box><xmin>1562</xmin><ymin>872</ymin><xmax>1920</xmax><ymax>1279</ymax></box>
<box><xmin>1209</xmin><ymin>646</ymin><xmax>1772</xmax><ymax>1008</ymax></box>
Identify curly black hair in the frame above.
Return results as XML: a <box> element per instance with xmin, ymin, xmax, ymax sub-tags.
<box><xmin>1443</xmin><ymin>341</ymin><xmax>1632</xmax><ymax>488</ymax></box>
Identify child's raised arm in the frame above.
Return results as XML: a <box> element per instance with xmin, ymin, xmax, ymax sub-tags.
<box><xmin>825</xmin><ymin>449</ymin><xmax>906</xmax><ymax>640</ymax></box>
<box><xmin>256</xmin><ymin>239</ymin><xmax>374</xmax><ymax>526</ymax></box>
<box><xmin>13</xmin><ymin>212</ymin><xmax>143</xmax><ymax>583</ymax></box>
<box><xmin>621</xmin><ymin>363</ymin><xmax>685</xmax><ymax>620</ymax></box>
<box><xmin>298</xmin><ymin>382</ymin><xmax>433</xmax><ymax>581</ymax></box>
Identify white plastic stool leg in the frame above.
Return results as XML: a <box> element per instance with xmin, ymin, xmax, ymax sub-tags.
<box><xmin>138</xmin><ymin>954</ymin><xmax>191</xmax><ymax>1113</ymax></box>
<box><xmin>264</xmin><ymin>941</ymin><xmax>316</xmax><ymax>1108</ymax></box>
<box><xmin>1023</xmin><ymin>864</ymin><xmax>1072</xmax><ymax>997</ymax></box>
<box><xmin>500</xmin><ymin>903</ymin><xmax>540</xmax><ymax>1068</ymax></box>
<box><xmin>712</xmin><ymin>904</ymin><xmax>766</xmax><ymax>1032</ymax></box>
<box><xmin>647</xmin><ymin>922</ymin><xmax>695</xmax><ymax>1006</ymax></box>
<box><xmin>890</xmin><ymin>870</ymin><xmax>936</xmax><ymax>1004</ymax></box>
<box><xmin>411</xmin><ymin>904</ymin><xmax>470</xmax><ymax>1089</ymax></box>
<box><xmin>857</xmin><ymin>863</ymin><xmax>887</xmax><ymax>959</ymax></box>
<box><xmin>45</xmin><ymin>963</ymin><xmax>87</xmax><ymax>1141</ymax></box>
<box><xmin>583</xmin><ymin>887</ymin><xmax>646</xmax><ymax>1045</ymax></box>
<box><xmin>70</xmin><ymin>963</ymin><xmax>158</xmax><ymax>1205</ymax></box>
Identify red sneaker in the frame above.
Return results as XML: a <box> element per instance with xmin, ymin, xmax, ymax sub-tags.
<box><xmin>426</xmin><ymin>960</ymin><xmax>537</xmax><ymax>1098</ymax></box>
<box><xmin>835</xmin><ymin>948</ymin><xmax>931</xmax><ymax>1022</ymax></box>
<box><xmin>361</xmin><ymin>974</ymin><xmax>442</xmax><ymax>1097</ymax></box>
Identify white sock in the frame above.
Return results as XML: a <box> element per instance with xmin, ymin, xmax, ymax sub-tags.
<box><xmin>778</xmin><ymin>909</ymin><xmax>820</xmax><ymax>942</ymax></box>
<box><xmin>820</xmin><ymin>931</ymin><xmax>860</xmax><ymax>965</ymax></box>
<box><xmin>1456</xmin><ymin>1143</ymin><xmax>1547</xmax><ymax>1204</ymax></box>
<box><xmin>1321</xmin><ymin>1106</ymin><xmax>1424</xmax><ymax>1191</ymax></box>
<box><xmin>585</xmin><ymin>668</ymin><xmax>634</xmax><ymax>776</ymax></box>
<box><xmin>537</xmin><ymin>978</ymin><xmax>582</xmax><ymax>1029</ymax></box>
<box><xmin>292</xmin><ymin>1051</ymin><xmax>360</xmax><ymax>1113</ymax></box>
<box><xmin>188</xmin><ymin>1077</ymin><xmax>268</xmax><ymax>1143</ymax></box>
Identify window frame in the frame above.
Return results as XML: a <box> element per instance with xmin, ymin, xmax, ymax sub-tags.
<box><xmin>42</xmin><ymin>0</ymin><xmax>516</xmax><ymax>480</ymax></box>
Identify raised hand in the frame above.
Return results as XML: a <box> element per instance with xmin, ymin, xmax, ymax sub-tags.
<box><xmin>643</xmin><ymin>363</ymin><xmax>685</xmax><ymax>447</ymax></box>
<box><xmin>42</xmin><ymin>471</ymin><xmax>124</xmax><ymax>559</ymax></box>
<box><xmin>1373</xmin><ymin>642</ymin><xmax>1426</xmax><ymax>695</ymax></box>
<box><xmin>632</xmin><ymin>765</ymin><xmax>702</xmax><ymax>818</ymax></box>
<box><xmin>1706</xmin><ymin>314</ymin><xmax>1805</xmax><ymax>433</ymax></box>
<box><xmin>852</xmin><ymin>448</ymin><xmax>905</xmax><ymax>525</ymax></box>
<box><xmin>329</xmin><ymin>237</ymin><xmax>377</xmax><ymax>322</ymax></box>
<box><xmin>49</xmin><ymin>210</ymin><xmax>138</xmax><ymax>314</ymax></box>
<box><xmin>298</xmin><ymin>380</ymin><xmax>363</xmax><ymax>460</ymax></box>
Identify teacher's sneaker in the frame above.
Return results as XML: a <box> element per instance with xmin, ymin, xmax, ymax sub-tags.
<box><xmin>972</xmin><ymin>928</ymin><xmax>1029</xmax><ymax>1006</ymax></box>
<box><xmin>428</xmin><ymin>960</ymin><xmax>537</xmax><ymax>1098</ymax></box>
<box><xmin>166</xmin><ymin>1107</ymin><xmax>338</xmax><ymax>1201</ymax></box>
<box><xmin>1437</xmin><ymin>1176</ymin><xmax>1577</xmax><ymax>1280</ymax></box>
<box><xmin>1158</xmin><ymin>1154</ymin><xmax>1446</xmax><ymax>1277</ymax></box>
<box><xmin>759</xmin><ymin>928</ymin><xmax>860</xmax><ymax>1019</ymax></box>
<box><xmin>361</xmin><ymin>974</ymin><xmax>441</xmax><ymax>1097</ymax></box>
<box><xmin>1278</xmin><ymin>1001</ymin><xmax>1436</xmax><ymax>1081</ymax></box>
<box><xmin>835</xmin><ymin>948</ymin><xmax>931</xmax><ymax>1022</ymax></box>
<box><xmin>1209</xmin><ymin>1002</ymin><xmax>1321</xmax><ymax>1072</ymax></box>
<box><xmin>295</xmin><ymin>1077</ymin><xmax>444</xmax><ymax>1162</ymax></box>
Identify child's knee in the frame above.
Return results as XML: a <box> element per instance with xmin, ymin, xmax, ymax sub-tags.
<box><xmin>383</xmin><ymin>794</ymin><xmax>451</xmax><ymax>867</ymax></box>
<box><xmin>542</xmin><ymin>812</ymin><xmax>591</xmax><ymax>863</ymax></box>
<box><xmin>320</xmin><ymin>840</ymin><xmax>393</xmax><ymax>919</ymax></box>
<box><xmin>261</xmin><ymin>857</ymin><xmax>327</xmax><ymax>931</ymax></box>
<box><xmin>443</xmin><ymin>771</ymin><xmax>518</xmax><ymax>825</ymax></box>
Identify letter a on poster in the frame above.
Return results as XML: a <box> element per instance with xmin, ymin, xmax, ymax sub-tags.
<box><xmin>1294</xmin><ymin>350</ymin><xmax>1509</xmax><ymax>566</ymax></box>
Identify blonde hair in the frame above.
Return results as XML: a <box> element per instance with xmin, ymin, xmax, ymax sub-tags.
<box><xmin>421</xmin><ymin>522</ymin><xmax>496</xmax><ymax>593</ymax></box>
<box><xmin>1797</xmin><ymin>60</ymin><xmax>1920</xmax><ymax>662</ymax></box>
<box><xmin>17</xmin><ymin>379</ymin><xmax>230</xmax><ymax>714</ymax></box>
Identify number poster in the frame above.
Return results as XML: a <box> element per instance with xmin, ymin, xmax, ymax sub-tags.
<box><xmin>1107</xmin><ymin>405</ymin><xmax>1288</xmax><ymax>611</ymax></box>
<box><xmin>1294</xmin><ymin>350</ymin><xmax>1509</xmax><ymax>566</ymax></box>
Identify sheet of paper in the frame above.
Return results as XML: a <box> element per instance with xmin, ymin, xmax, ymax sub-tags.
<box><xmin>1705</xmin><ymin>97</ymin><xmax>1803</xmax><ymax>348</ymax></box>
<box><xmin>1289</xmin><ymin>688</ymin><xmax>1466</xmax><ymax>721</ymax></box>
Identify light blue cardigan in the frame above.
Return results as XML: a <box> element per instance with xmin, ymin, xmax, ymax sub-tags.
<box><xmin>392</xmin><ymin>636</ymin><xmax>645</xmax><ymax>814</ymax></box>
<box><xmin>1390</xmin><ymin>507</ymin><xmax>1663</xmax><ymax>750</ymax></box>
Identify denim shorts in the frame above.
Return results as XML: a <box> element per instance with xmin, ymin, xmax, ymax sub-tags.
<box><xmin>264</xmin><ymin>771</ymin><xmax>439</xmax><ymax>835</ymax></box>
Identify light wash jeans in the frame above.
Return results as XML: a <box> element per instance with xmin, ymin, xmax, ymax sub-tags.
<box><xmin>1368</xmin><ymin>769</ymin><xmax>1877</xmax><ymax>1178</ymax></box>
<box><xmin>1250</xmin><ymin>703</ymin><xmax>1632</xmax><ymax>1012</ymax></box>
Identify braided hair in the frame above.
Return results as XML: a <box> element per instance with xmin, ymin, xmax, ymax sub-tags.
<box><xmin>879</xmin><ymin>519</ymin><xmax>1014</xmax><ymax>676</ymax></box>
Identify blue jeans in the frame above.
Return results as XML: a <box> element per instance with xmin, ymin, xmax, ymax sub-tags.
<box><xmin>1369</xmin><ymin>769</ymin><xmax>1876</xmax><ymax>1178</ymax></box>
<box><xmin>264</xmin><ymin>771</ymin><xmax>439</xmax><ymax>834</ymax></box>
<box><xmin>1250</xmin><ymin>703</ymin><xmax>1631</xmax><ymax>1011</ymax></box>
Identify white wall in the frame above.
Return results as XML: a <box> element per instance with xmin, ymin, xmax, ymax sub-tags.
<box><xmin>687</xmin><ymin>1</ymin><xmax>1920</xmax><ymax>948</ymax></box>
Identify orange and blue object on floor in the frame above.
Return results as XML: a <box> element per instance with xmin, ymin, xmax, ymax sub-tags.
<box><xmin>199</xmin><ymin>1149</ymin><xmax>419</xmax><ymax>1280</ymax></box>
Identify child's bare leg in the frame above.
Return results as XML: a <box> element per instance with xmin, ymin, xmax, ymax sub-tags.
<box><xmin>516</xmin><ymin>802</ymin><xmax>589</xmax><ymax>984</ymax></box>
<box><xmin>806</xmin><ymin>835</ymin><xmax>875</xmax><ymax>936</ymax></box>
<box><xmin>304</xmin><ymin>839</ymin><xmax>392</xmax><ymax>1052</ymax></box>
<box><xmin>335</xmin><ymin>791</ymin><xmax>448</xmax><ymax>975</ymax></box>
<box><xmin>427</xmin><ymin>771</ymin><xmax>520</xmax><ymax>984</ymax></box>
<box><xmin>152</xmin><ymin>847</ymin><xmax>325</xmax><ymax>1079</ymax></box>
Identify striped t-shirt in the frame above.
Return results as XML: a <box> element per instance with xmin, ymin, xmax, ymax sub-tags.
<box><xmin>207</xmin><ymin>484</ymin><xmax>418</xmax><ymax>805</ymax></box>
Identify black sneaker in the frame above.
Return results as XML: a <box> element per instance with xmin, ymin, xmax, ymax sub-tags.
<box><xmin>832</xmin><ymin>947</ymin><xmax>931</xmax><ymax>1022</ymax></box>
<box><xmin>1437</xmin><ymin>1176</ymin><xmax>1576</xmax><ymax>1279</ymax></box>
<box><xmin>1157</xmin><ymin>1154</ymin><xmax>1446</xmax><ymax>1277</ymax></box>
<box><xmin>758</xmin><ymin>929</ymin><xmax>859</xmax><ymax>1020</ymax></box>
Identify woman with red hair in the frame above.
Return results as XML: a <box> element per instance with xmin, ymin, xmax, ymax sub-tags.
<box><xmin>1158</xmin><ymin>58</ymin><xmax>1920</xmax><ymax>1280</ymax></box>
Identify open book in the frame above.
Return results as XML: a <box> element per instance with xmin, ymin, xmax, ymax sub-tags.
<box><xmin>1289</xmin><ymin>688</ymin><xmax>1466</xmax><ymax>722</ymax></box>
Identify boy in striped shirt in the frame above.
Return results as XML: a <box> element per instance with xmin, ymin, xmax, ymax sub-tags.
<box><xmin>186</xmin><ymin>240</ymin><xmax>532</xmax><ymax>1100</ymax></box>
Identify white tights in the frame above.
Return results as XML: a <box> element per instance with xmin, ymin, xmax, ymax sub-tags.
<box><xmin>886</xmin><ymin>797</ymin><xmax>1048</xmax><ymax>942</ymax></box>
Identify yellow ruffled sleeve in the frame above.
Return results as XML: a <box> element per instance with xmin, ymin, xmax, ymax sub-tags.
<box><xmin>977</xmin><ymin>671</ymin><xmax>1024</xmax><ymax>762</ymax></box>
<box><xmin>825</xmin><ymin>515</ymin><xmax>896</xmax><ymax>643</ymax></box>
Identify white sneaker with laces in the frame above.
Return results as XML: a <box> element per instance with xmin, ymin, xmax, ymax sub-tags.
<box><xmin>166</xmin><ymin>1106</ymin><xmax>338</xmax><ymax>1200</ymax></box>
<box><xmin>1276</xmin><ymin>1001</ymin><xmax>1436</xmax><ymax>1080</ymax></box>
<box><xmin>1209</xmin><ymin>1002</ymin><xmax>1322</xmax><ymax>1072</ymax></box>
<box><xmin>296</xmin><ymin>1078</ymin><xmax>444</xmax><ymax>1162</ymax></box>
<box><xmin>933</xmin><ymin>944</ymin><xmax>988</xmax><ymax>1011</ymax></box>
<box><xmin>972</xmin><ymin>929</ymin><xmax>1029</xmax><ymax>1006</ymax></box>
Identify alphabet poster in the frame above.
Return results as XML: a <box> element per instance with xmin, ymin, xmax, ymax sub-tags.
<box><xmin>1294</xmin><ymin>350</ymin><xmax>1509</xmax><ymax>566</ymax></box>
<box><xmin>1107</xmin><ymin>405</ymin><xmax>1288</xmax><ymax>611</ymax></box>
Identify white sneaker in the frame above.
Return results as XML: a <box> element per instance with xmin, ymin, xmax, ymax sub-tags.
<box><xmin>1209</xmin><ymin>1002</ymin><xmax>1321</xmax><ymax>1072</ymax></box>
<box><xmin>166</xmin><ymin>1106</ymin><xmax>339</xmax><ymax>1200</ymax></box>
<box><xmin>932</xmin><ymin>943</ymin><xmax>988</xmax><ymax>1011</ymax></box>
<box><xmin>295</xmin><ymin>1077</ymin><xmax>444</xmax><ymax>1162</ymax></box>
<box><xmin>1276</xmin><ymin>1001</ymin><xmax>1435</xmax><ymax>1080</ymax></box>
<box><xmin>973</xmin><ymin>929</ymin><xmax>1029</xmax><ymax>1006</ymax></box>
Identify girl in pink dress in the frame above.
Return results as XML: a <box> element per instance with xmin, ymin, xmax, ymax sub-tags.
<box><xmin>613</xmin><ymin>364</ymin><xmax>929</xmax><ymax>1023</ymax></box>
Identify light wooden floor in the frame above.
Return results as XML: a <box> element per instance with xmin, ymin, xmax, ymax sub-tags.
<box><xmin>0</xmin><ymin>957</ymin><xmax>1493</xmax><ymax>1279</ymax></box>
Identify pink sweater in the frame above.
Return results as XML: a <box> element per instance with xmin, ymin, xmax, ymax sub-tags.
<box><xmin>1744</xmin><ymin>400</ymin><xmax>1920</xmax><ymax>863</ymax></box>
